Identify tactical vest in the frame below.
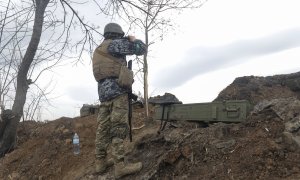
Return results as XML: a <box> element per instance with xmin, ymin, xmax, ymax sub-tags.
<box><xmin>92</xmin><ymin>39</ymin><xmax>126</xmax><ymax>81</ymax></box>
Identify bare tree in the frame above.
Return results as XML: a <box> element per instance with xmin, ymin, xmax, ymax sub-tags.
<box><xmin>22</xmin><ymin>81</ymin><xmax>55</xmax><ymax>121</ymax></box>
<box><xmin>0</xmin><ymin>1</ymin><xmax>57</xmax><ymax>124</ymax></box>
<box><xmin>0</xmin><ymin>0</ymin><xmax>52</xmax><ymax>157</ymax></box>
<box><xmin>99</xmin><ymin>0</ymin><xmax>206</xmax><ymax>118</ymax></box>
<box><xmin>0</xmin><ymin>0</ymin><xmax>107</xmax><ymax>157</ymax></box>
<box><xmin>0</xmin><ymin>0</ymin><xmax>204</xmax><ymax>157</ymax></box>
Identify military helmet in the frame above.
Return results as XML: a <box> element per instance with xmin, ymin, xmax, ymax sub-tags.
<box><xmin>104</xmin><ymin>23</ymin><xmax>124</xmax><ymax>36</ymax></box>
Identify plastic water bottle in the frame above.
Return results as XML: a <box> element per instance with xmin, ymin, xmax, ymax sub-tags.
<box><xmin>73</xmin><ymin>133</ymin><xmax>80</xmax><ymax>155</ymax></box>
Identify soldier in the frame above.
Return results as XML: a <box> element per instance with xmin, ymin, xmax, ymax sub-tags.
<box><xmin>92</xmin><ymin>23</ymin><xmax>146</xmax><ymax>178</ymax></box>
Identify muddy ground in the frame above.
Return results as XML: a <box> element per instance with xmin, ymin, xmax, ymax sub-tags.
<box><xmin>1</xmin><ymin>72</ymin><xmax>300</xmax><ymax>180</ymax></box>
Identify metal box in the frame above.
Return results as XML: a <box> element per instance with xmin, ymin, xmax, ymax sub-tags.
<box><xmin>154</xmin><ymin>100</ymin><xmax>252</xmax><ymax>123</ymax></box>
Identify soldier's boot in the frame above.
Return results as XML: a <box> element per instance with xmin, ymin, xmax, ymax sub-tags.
<box><xmin>95</xmin><ymin>158</ymin><xmax>114</xmax><ymax>174</ymax></box>
<box><xmin>114</xmin><ymin>161</ymin><xmax>142</xmax><ymax>179</ymax></box>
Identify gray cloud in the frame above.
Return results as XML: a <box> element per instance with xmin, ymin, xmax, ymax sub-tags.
<box><xmin>153</xmin><ymin>28</ymin><xmax>300</xmax><ymax>88</ymax></box>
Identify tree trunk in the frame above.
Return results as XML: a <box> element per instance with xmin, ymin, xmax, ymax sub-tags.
<box><xmin>144</xmin><ymin>29</ymin><xmax>149</xmax><ymax>118</ymax></box>
<box><xmin>144</xmin><ymin>55</ymin><xmax>149</xmax><ymax>118</ymax></box>
<box><xmin>0</xmin><ymin>0</ymin><xmax>49</xmax><ymax>157</ymax></box>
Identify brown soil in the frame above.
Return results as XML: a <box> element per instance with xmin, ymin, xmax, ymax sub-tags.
<box><xmin>1</xmin><ymin>72</ymin><xmax>300</xmax><ymax>180</ymax></box>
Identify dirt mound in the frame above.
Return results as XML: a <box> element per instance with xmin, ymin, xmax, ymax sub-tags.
<box><xmin>0</xmin><ymin>116</ymin><xmax>97</xmax><ymax>180</ymax></box>
<box><xmin>127</xmin><ymin>97</ymin><xmax>300</xmax><ymax>179</ymax></box>
<box><xmin>1</xmin><ymin>72</ymin><xmax>300</xmax><ymax>180</ymax></box>
<box><xmin>0</xmin><ymin>107</ymin><xmax>157</xmax><ymax>180</ymax></box>
<box><xmin>215</xmin><ymin>71</ymin><xmax>300</xmax><ymax>104</ymax></box>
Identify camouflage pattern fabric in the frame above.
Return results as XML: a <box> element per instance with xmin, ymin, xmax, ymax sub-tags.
<box><xmin>97</xmin><ymin>78</ymin><xmax>127</xmax><ymax>102</ymax></box>
<box><xmin>97</xmin><ymin>38</ymin><xmax>146</xmax><ymax>102</ymax></box>
<box><xmin>95</xmin><ymin>94</ymin><xmax>129</xmax><ymax>162</ymax></box>
<box><xmin>107</xmin><ymin>38</ymin><xmax>146</xmax><ymax>58</ymax></box>
<box><xmin>95</xmin><ymin>36</ymin><xmax>146</xmax><ymax>163</ymax></box>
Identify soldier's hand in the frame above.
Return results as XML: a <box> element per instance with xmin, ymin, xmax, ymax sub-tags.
<box><xmin>130</xmin><ymin>93</ymin><xmax>138</xmax><ymax>101</ymax></box>
<box><xmin>128</xmin><ymin>35</ymin><xmax>136</xmax><ymax>42</ymax></box>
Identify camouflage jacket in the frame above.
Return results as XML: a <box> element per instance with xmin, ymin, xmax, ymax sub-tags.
<box><xmin>98</xmin><ymin>38</ymin><xmax>146</xmax><ymax>102</ymax></box>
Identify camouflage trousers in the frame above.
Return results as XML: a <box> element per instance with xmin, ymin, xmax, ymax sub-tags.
<box><xmin>95</xmin><ymin>94</ymin><xmax>129</xmax><ymax>162</ymax></box>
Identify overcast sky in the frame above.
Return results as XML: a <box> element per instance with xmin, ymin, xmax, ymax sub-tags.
<box><xmin>42</xmin><ymin>0</ymin><xmax>300</xmax><ymax>120</ymax></box>
<box><xmin>155</xmin><ymin>28</ymin><xmax>300</xmax><ymax>88</ymax></box>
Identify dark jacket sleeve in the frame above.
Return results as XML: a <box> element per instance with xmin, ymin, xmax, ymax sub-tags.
<box><xmin>107</xmin><ymin>38</ymin><xmax>147</xmax><ymax>56</ymax></box>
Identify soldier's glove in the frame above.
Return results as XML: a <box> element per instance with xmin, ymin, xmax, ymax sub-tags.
<box><xmin>117</xmin><ymin>66</ymin><xmax>133</xmax><ymax>89</ymax></box>
<box><xmin>129</xmin><ymin>93</ymin><xmax>138</xmax><ymax>101</ymax></box>
<box><xmin>133</xmin><ymin>39</ymin><xmax>147</xmax><ymax>56</ymax></box>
